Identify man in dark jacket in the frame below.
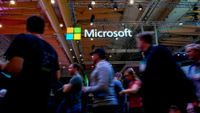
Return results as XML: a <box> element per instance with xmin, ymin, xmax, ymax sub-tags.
<box><xmin>136</xmin><ymin>32</ymin><xmax>196</xmax><ymax>113</ymax></box>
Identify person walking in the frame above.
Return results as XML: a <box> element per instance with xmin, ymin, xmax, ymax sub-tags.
<box><xmin>136</xmin><ymin>32</ymin><xmax>196</xmax><ymax>113</ymax></box>
<box><xmin>84</xmin><ymin>48</ymin><xmax>118</xmax><ymax>113</ymax></box>
<box><xmin>57</xmin><ymin>64</ymin><xmax>83</xmax><ymax>113</ymax></box>
<box><xmin>113</xmin><ymin>72</ymin><xmax>126</xmax><ymax>113</ymax></box>
<box><xmin>185</xmin><ymin>43</ymin><xmax>200</xmax><ymax>112</ymax></box>
<box><xmin>0</xmin><ymin>16</ymin><xmax>60</xmax><ymax>113</ymax></box>
<box><xmin>120</xmin><ymin>67</ymin><xmax>143</xmax><ymax>113</ymax></box>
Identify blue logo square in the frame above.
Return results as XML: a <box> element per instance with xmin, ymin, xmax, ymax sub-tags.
<box><xmin>66</xmin><ymin>34</ymin><xmax>73</xmax><ymax>40</ymax></box>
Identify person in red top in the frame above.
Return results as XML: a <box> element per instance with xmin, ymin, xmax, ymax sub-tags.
<box><xmin>120</xmin><ymin>67</ymin><xmax>143</xmax><ymax>113</ymax></box>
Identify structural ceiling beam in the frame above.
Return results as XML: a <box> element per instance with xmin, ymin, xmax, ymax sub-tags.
<box><xmin>39</xmin><ymin>0</ymin><xmax>73</xmax><ymax>63</ymax></box>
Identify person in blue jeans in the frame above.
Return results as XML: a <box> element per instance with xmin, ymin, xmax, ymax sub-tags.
<box><xmin>57</xmin><ymin>64</ymin><xmax>83</xmax><ymax>113</ymax></box>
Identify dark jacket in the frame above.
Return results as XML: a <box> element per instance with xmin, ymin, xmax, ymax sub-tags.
<box><xmin>139</xmin><ymin>46</ymin><xmax>196</xmax><ymax>107</ymax></box>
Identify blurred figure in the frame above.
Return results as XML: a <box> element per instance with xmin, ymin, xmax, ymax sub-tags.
<box><xmin>0</xmin><ymin>16</ymin><xmax>60</xmax><ymax>113</ymax></box>
<box><xmin>136</xmin><ymin>32</ymin><xmax>196</xmax><ymax>113</ymax></box>
<box><xmin>113</xmin><ymin>72</ymin><xmax>126</xmax><ymax>113</ymax></box>
<box><xmin>185</xmin><ymin>43</ymin><xmax>200</xmax><ymax>112</ymax></box>
<box><xmin>84</xmin><ymin>48</ymin><xmax>118</xmax><ymax>113</ymax></box>
<box><xmin>57</xmin><ymin>64</ymin><xmax>83</xmax><ymax>113</ymax></box>
<box><xmin>169</xmin><ymin>106</ymin><xmax>181</xmax><ymax>113</ymax></box>
<box><xmin>120</xmin><ymin>68</ymin><xmax>143</xmax><ymax>113</ymax></box>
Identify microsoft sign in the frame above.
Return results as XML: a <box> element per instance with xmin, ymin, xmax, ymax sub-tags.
<box><xmin>84</xmin><ymin>28</ymin><xmax>133</xmax><ymax>38</ymax></box>
<box><xmin>66</xmin><ymin>28</ymin><xmax>133</xmax><ymax>40</ymax></box>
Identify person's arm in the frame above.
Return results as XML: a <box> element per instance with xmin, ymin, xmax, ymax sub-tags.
<box><xmin>63</xmin><ymin>84</ymin><xmax>72</xmax><ymax>93</ymax></box>
<box><xmin>1</xmin><ymin>34</ymin><xmax>27</xmax><ymax>76</ymax></box>
<box><xmin>56</xmin><ymin>70</ymin><xmax>61</xmax><ymax>80</ymax></box>
<box><xmin>120</xmin><ymin>80</ymin><xmax>141</xmax><ymax>95</ymax></box>
<box><xmin>3</xmin><ymin>57</ymin><xmax>24</xmax><ymax>76</ymax></box>
<box><xmin>85</xmin><ymin>66</ymin><xmax>110</xmax><ymax>93</ymax></box>
<box><xmin>63</xmin><ymin>75</ymin><xmax>81</xmax><ymax>93</ymax></box>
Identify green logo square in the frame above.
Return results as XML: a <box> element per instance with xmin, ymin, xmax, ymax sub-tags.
<box><xmin>74</xmin><ymin>27</ymin><xmax>81</xmax><ymax>34</ymax></box>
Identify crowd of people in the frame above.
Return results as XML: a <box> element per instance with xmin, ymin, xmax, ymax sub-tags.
<box><xmin>0</xmin><ymin>15</ymin><xmax>199</xmax><ymax>113</ymax></box>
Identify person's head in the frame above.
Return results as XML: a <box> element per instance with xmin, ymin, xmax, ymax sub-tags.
<box><xmin>90</xmin><ymin>48</ymin><xmax>106</xmax><ymax>64</ymax></box>
<box><xmin>169</xmin><ymin>105</ymin><xmax>181</xmax><ymax>113</ymax></box>
<box><xmin>26</xmin><ymin>16</ymin><xmax>45</xmax><ymax>34</ymax></box>
<box><xmin>185</xmin><ymin>43</ymin><xmax>200</xmax><ymax>61</ymax></box>
<box><xmin>68</xmin><ymin>63</ymin><xmax>80</xmax><ymax>75</ymax></box>
<box><xmin>114</xmin><ymin>72</ymin><xmax>122</xmax><ymax>80</ymax></box>
<box><xmin>136</xmin><ymin>32</ymin><xmax>153</xmax><ymax>52</ymax></box>
<box><xmin>124</xmin><ymin>67</ymin><xmax>137</xmax><ymax>81</ymax></box>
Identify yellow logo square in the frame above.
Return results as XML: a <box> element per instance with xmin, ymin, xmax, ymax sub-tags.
<box><xmin>74</xmin><ymin>34</ymin><xmax>81</xmax><ymax>40</ymax></box>
<box><xmin>67</xmin><ymin>27</ymin><xmax>74</xmax><ymax>33</ymax></box>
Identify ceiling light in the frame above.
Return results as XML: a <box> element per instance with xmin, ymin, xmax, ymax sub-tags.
<box><xmin>115</xmin><ymin>38</ymin><xmax>119</xmax><ymax>40</ymax></box>
<box><xmin>109</xmin><ymin>55</ymin><xmax>112</xmax><ymax>58</ymax></box>
<box><xmin>90</xmin><ymin>14</ymin><xmax>95</xmax><ymax>26</ymax></box>
<box><xmin>90</xmin><ymin>22</ymin><xmax>94</xmax><ymax>26</ymax></box>
<box><xmin>179</xmin><ymin>22</ymin><xmax>183</xmax><ymax>26</ymax></box>
<box><xmin>88</xmin><ymin>4</ymin><xmax>93</xmax><ymax>10</ymax></box>
<box><xmin>70</xmin><ymin>48</ymin><xmax>73</xmax><ymax>51</ymax></box>
<box><xmin>129</xmin><ymin>0</ymin><xmax>134</xmax><ymax>5</ymax></box>
<box><xmin>113</xmin><ymin>2</ymin><xmax>118</xmax><ymax>11</ymax></box>
<box><xmin>138</xmin><ymin>4</ymin><xmax>143</xmax><ymax>11</ymax></box>
<box><xmin>80</xmin><ymin>54</ymin><xmax>82</xmax><ymax>57</ymax></box>
<box><xmin>73</xmin><ymin>56</ymin><xmax>76</xmax><ymax>59</ymax></box>
<box><xmin>90</xmin><ymin>38</ymin><xmax>94</xmax><ymax>41</ymax></box>
<box><xmin>76</xmin><ymin>41</ymin><xmax>79</xmax><ymax>43</ymax></box>
<box><xmin>91</xmin><ymin>0</ymin><xmax>96</xmax><ymax>5</ymax></box>
<box><xmin>9</xmin><ymin>0</ymin><xmax>16</xmax><ymax>5</ymax></box>
<box><xmin>193</xmin><ymin>4</ymin><xmax>198</xmax><ymax>11</ymax></box>
<box><xmin>51</xmin><ymin>0</ymin><xmax>55</xmax><ymax>4</ymax></box>
<box><xmin>81</xmin><ymin>59</ymin><xmax>84</xmax><ymax>61</ymax></box>
<box><xmin>0</xmin><ymin>24</ymin><xmax>2</xmax><ymax>28</ymax></box>
<box><xmin>59</xmin><ymin>23</ymin><xmax>64</xmax><ymax>28</ymax></box>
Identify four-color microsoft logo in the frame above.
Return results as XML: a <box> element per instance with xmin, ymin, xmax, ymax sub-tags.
<box><xmin>66</xmin><ymin>27</ymin><xmax>81</xmax><ymax>40</ymax></box>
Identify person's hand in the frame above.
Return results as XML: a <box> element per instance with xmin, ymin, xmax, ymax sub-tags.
<box><xmin>119</xmin><ymin>90</ymin><xmax>125</xmax><ymax>95</ymax></box>
<box><xmin>186</xmin><ymin>103</ymin><xmax>196</xmax><ymax>113</ymax></box>
<box><xmin>82</xmin><ymin>86</ymin><xmax>86</xmax><ymax>93</ymax></box>
<box><xmin>63</xmin><ymin>84</ymin><xmax>70</xmax><ymax>93</ymax></box>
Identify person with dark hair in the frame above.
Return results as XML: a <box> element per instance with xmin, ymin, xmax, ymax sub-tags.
<box><xmin>120</xmin><ymin>68</ymin><xmax>143</xmax><ymax>113</ymax></box>
<box><xmin>0</xmin><ymin>16</ymin><xmax>60</xmax><ymax>113</ymax></box>
<box><xmin>26</xmin><ymin>16</ymin><xmax>45</xmax><ymax>34</ymax></box>
<box><xmin>83</xmin><ymin>48</ymin><xmax>118</xmax><ymax>113</ymax></box>
<box><xmin>136</xmin><ymin>32</ymin><xmax>196</xmax><ymax>113</ymax></box>
<box><xmin>57</xmin><ymin>64</ymin><xmax>83</xmax><ymax>113</ymax></box>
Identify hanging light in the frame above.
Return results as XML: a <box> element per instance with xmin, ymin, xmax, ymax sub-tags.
<box><xmin>9</xmin><ymin>0</ymin><xmax>16</xmax><ymax>5</ymax></box>
<box><xmin>90</xmin><ymin>14</ymin><xmax>95</xmax><ymax>26</ymax></box>
<box><xmin>88</xmin><ymin>4</ymin><xmax>93</xmax><ymax>10</ymax></box>
<box><xmin>0</xmin><ymin>24</ymin><xmax>2</xmax><ymax>28</ymax></box>
<box><xmin>73</xmin><ymin>56</ymin><xmax>76</xmax><ymax>59</ymax></box>
<box><xmin>129</xmin><ymin>0</ymin><xmax>134</xmax><ymax>5</ymax></box>
<box><xmin>90</xmin><ymin>38</ymin><xmax>94</xmax><ymax>41</ymax></box>
<box><xmin>109</xmin><ymin>55</ymin><xmax>112</xmax><ymax>58</ymax></box>
<box><xmin>115</xmin><ymin>38</ymin><xmax>119</xmax><ymax>40</ymax></box>
<box><xmin>59</xmin><ymin>23</ymin><xmax>64</xmax><ymax>28</ymax></box>
<box><xmin>91</xmin><ymin>0</ymin><xmax>96</xmax><ymax>5</ymax></box>
<box><xmin>138</xmin><ymin>4</ymin><xmax>143</xmax><ymax>11</ymax></box>
<box><xmin>179</xmin><ymin>22</ymin><xmax>183</xmax><ymax>26</ymax></box>
<box><xmin>51</xmin><ymin>0</ymin><xmax>55</xmax><ymax>4</ymax></box>
<box><xmin>90</xmin><ymin>22</ymin><xmax>94</xmax><ymax>26</ymax></box>
<box><xmin>80</xmin><ymin>54</ymin><xmax>82</xmax><ymax>57</ymax></box>
<box><xmin>113</xmin><ymin>2</ymin><xmax>118</xmax><ymax>11</ymax></box>
<box><xmin>70</xmin><ymin>48</ymin><xmax>73</xmax><ymax>51</ymax></box>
